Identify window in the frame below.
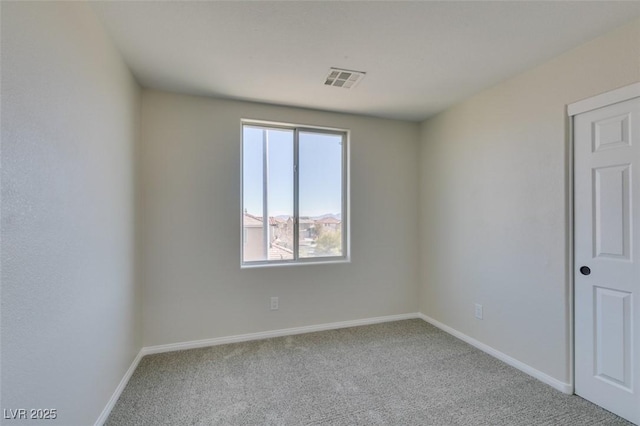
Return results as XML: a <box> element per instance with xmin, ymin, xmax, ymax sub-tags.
<box><xmin>241</xmin><ymin>121</ymin><xmax>348</xmax><ymax>266</ymax></box>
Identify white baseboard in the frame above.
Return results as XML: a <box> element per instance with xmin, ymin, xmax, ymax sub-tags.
<box><xmin>95</xmin><ymin>311</ymin><xmax>572</xmax><ymax>425</ymax></box>
<box><xmin>94</xmin><ymin>313</ymin><xmax>418</xmax><ymax>424</ymax></box>
<box><xmin>417</xmin><ymin>313</ymin><xmax>573</xmax><ymax>394</ymax></box>
<box><xmin>94</xmin><ymin>349</ymin><xmax>144</xmax><ymax>426</ymax></box>
<box><xmin>141</xmin><ymin>312</ymin><xmax>420</xmax><ymax>356</ymax></box>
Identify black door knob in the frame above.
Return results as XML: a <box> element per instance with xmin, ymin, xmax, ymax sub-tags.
<box><xmin>580</xmin><ymin>266</ymin><xmax>591</xmax><ymax>276</ymax></box>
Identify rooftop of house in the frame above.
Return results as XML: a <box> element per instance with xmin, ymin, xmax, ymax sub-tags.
<box><xmin>268</xmin><ymin>243</ymin><xmax>293</xmax><ymax>261</ymax></box>
<box><xmin>243</xmin><ymin>213</ymin><xmax>264</xmax><ymax>227</ymax></box>
<box><xmin>316</xmin><ymin>217</ymin><xmax>341</xmax><ymax>224</ymax></box>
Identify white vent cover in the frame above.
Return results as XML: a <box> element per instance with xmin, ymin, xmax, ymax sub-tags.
<box><xmin>324</xmin><ymin>68</ymin><xmax>365</xmax><ymax>89</ymax></box>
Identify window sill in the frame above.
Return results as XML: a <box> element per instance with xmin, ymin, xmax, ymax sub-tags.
<box><xmin>240</xmin><ymin>258</ymin><xmax>351</xmax><ymax>269</ymax></box>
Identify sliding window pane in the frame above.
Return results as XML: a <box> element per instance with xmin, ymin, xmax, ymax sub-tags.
<box><xmin>242</xmin><ymin>126</ymin><xmax>294</xmax><ymax>263</ymax></box>
<box><xmin>298</xmin><ymin>131</ymin><xmax>344</xmax><ymax>258</ymax></box>
<box><xmin>266</xmin><ymin>129</ymin><xmax>294</xmax><ymax>260</ymax></box>
<box><xmin>242</xmin><ymin>126</ymin><xmax>266</xmax><ymax>262</ymax></box>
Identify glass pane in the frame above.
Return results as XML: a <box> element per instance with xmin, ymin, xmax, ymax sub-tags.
<box><xmin>298</xmin><ymin>132</ymin><xmax>344</xmax><ymax>258</ymax></box>
<box><xmin>266</xmin><ymin>129</ymin><xmax>294</xmax><ymax>260</ymax></box>
<box><xmin>242</xmin><ymin>126</ymin><xmax>265</xmax><ymax>262</ymax></box>
<box><xmin>242</xmin><ymin>126</ymin><xmax>294</xmax><ymax>263</ymax></box>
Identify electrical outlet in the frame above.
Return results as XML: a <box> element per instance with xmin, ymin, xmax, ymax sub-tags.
<box><xmin>474</xmin><ymin>303</ymin><xmax>483</xmax><ymax>320</ymax></box>
<box><xmin>270</xmin><ymin>297</ymin><xmax>279</xmax><ymax>311</ymax></box>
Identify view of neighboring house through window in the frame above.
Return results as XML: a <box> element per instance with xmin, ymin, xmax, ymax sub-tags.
<box><xmin>242</xmin><ymin>122</ymin><xmax>347</xmax><ymax>265</ymax></box>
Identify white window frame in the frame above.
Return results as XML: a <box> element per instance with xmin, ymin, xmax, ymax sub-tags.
<box><xmin>240</xmin><ymin>119</ymin><xmax>350</xmax><ymax>268</ymax></box>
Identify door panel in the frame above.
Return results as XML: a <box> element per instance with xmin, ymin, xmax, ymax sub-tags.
<box><xmin>593</xmin><ymin>113</ymin><xmax>631</xmax><ymax>152</ymax></box>
<box><xmin>575</xmin><ymin>95</ymin><xmax>639</xmax><ymax>425</ymax></box>
<box><xmin>594</xmin><ymin>286</ymin><xmax>631</xmax><ymax>389</ymax></box>
<box><xmin>593</xmin><ymin>164</ymin><xmax>631</xmax><ymax>259</ymax></box>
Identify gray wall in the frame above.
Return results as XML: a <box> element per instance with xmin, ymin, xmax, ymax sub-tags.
<box><xmin>418</xmin><ymin>18</ymin><xmax>640</xmax><ymax>384</ymax></box>
<box><xmin>1</xmin><ymin>3</ymin><xmax>142</xmax><ymax>425</ymax></box>
<box><xmin>140</xmin><ymin>90</ymin><xmax>419</xmax><ymax>346</ymax></box>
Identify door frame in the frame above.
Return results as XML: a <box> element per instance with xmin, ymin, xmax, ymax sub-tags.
<box><xmin>568</xmin><ymin>81</ymin><xmax>640</xmax><ymax>395</ymax></box>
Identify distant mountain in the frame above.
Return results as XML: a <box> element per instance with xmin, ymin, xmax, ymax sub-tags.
<box><xmin>312</xmin><ymin>213</ymin><xmax>341</xmax><ymax>221</ymax></box>
<box><xmin>273</xmin><ymin>213</ymin><xmax>342</xmax><ymax>221</ymax></box>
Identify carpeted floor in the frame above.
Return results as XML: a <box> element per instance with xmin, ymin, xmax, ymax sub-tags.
<box><xmin>106</xmin><ymin>319</ymin><xmax>630</xmax><ymax>425</ymax></box>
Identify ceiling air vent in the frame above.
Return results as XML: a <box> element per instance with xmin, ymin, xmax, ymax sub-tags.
<box><xmin>324</xmin><ymin>68</ymin><xmax>365</xmax><ymax>89</ymax></box>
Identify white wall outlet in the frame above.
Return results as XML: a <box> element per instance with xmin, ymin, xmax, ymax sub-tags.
<box><xmin>474</xmin><ymin>303</ymin><xmax>483</xmax><ymax>319</ymax></box>
<box><xmin>270</xmin><ymin>297</ymin><xmax>279</xmax><ymax>311</ymax></box>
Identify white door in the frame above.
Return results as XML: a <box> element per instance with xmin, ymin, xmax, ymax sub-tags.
<box><xmin>575</xmin><ymin>94</ymin><xmax>640</xmax><ymax>424</ymax></box>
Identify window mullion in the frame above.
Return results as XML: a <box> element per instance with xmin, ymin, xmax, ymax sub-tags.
<box><xmin>341</xmin><ymin>133</ymin><xmax>347</xmax><ymax>258</ymax></box>
<box><xmin>293</xmin><ymin>129</ymin><xmax>300</xmax><ymax>260</ymax></box>
<box><xmin>262</xmin><ymin>129</ymin><xmax>269</xmax><ymax>260</ymax></box>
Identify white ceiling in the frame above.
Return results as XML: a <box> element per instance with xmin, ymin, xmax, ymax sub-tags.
<box><xmin>92</xmin><ymin>1</ymin><xmax>640</xmax><ymax>122</ymax></box>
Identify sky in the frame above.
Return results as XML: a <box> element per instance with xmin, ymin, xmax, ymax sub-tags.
<box><xmin>243</xmin><ymin>126</ymin><xmax>343</xmax><ymax>218</ymax></box>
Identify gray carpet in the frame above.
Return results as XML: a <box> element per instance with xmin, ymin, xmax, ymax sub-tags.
<box><xmin>106</xmin><ymin>320</ymin><xmax>630</xmax><ymax>425</ymax></box>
